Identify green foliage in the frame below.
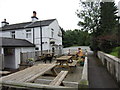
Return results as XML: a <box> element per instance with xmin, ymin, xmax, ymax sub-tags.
<box><xmin>76</xmin><ymin>0</ymin><xmax>101</xmax><ymax>52</ymax></box>
<box><xmin>76</xmin><ymin>0</ymin><xmax>100</xmax><ymax>33</ymax></box>
<box><xmin>77</xmin><ymin>1</ymin><xmax>118</xmax><ymax>53</ymax></box>
<box><xmin>97</xmin><ymin>2</ymin><xmax>118</xmax><ymax>53</ymax></box>
<box><xmin>62</xmin><ymin>29</ymin><xmax>90</xmax><ymax>47</ymax></box>
<box><xmin>27</xmin><ymin>58</ymin><xmax>34</xmax><ymax>61</ymax></box>
<box><xmin>99</xmin><ymin>2</ymin><xmax>118</xmax><ymax>35</ymax></box>
<box><xmin>110</xmin><ymin>47</ymin><xmax>120</xmax><ymax>58</ymax></box>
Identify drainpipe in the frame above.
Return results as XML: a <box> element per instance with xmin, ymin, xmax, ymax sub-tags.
<box><xmin>33</xmin><ymin>28</ymin><xmax>35</xmax><ymax>44</ymax></box>
<box><xmin>40</xmin><ymin>21</ymin><xmax>42</xmax><ymax>55</ymax></box>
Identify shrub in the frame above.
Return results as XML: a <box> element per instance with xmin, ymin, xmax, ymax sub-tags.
<box><xmin>110</xmin><ymin>47</ymin><xmax>120</xmax><ymax>58</ymax></box>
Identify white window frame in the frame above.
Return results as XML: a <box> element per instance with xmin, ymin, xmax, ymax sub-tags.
<box><xmin>11</xmin><ymin>31</ymin><xmax>15</xmax><ymax>38</ymax></box>
<box><xmin>26</xmin><ymin>29</ymin><xmax>31</xmax><ymax>38</ymax></box>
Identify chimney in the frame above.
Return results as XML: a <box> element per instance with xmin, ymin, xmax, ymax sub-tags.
<box><xmin>31</xmin><ymin>11</ymin><xmax>38</xmax><ymax>22</ymax></box>
<box><xmin>1</xmin><ymin>19</ymin><xmax>9</xmax><ymax>27</ymax></box>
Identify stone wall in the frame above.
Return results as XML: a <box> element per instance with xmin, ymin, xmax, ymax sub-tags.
<box><xmin>97</xmin><ymin>51</ymin><xmax>120</xmax><ymax>86</ymax></box>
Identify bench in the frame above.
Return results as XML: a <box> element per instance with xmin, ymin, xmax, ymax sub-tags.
<box><xmin>39</xmin><ymin>54</ymin><xmax>53</xmax><ymax>63</ymax></box>
<box><xmin>19</xmin><ymin>63</ymin><xmax>33</xmax><ymax>70</ymax></box>
<box><xmin>0</xmin><ymin>71</ymin><xmax>11</xmax><ymax>75</ymax></box>
<box><xmin>49</xmin><ymin>71</ymin><xmax>68</xmax><ymax>86</ymax></box>
<box><xmin>69</xmin><ymin>60</ymin><xmax>77</xmax><ymax>67</ymax></box>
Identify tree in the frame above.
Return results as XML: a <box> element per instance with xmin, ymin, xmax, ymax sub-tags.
<box><xmin>76</xmin><ymin>0</ymin><xmax>101</xmax><ymax>52</ymax></box>
<box><xmin>76</xmin><ymin>0</ymin><xmax>100</xmax><ymax>34</ymax></box>
<box><xmin>99</xmin><ymin>1</ymin><xmax>118</xmax><ymax>35</ymax></box>
<box><xmin>62</xmin><ymin>29</ymin><xmax>90</xmax><ymax>47</ymax></box>
<box><xmin>97</xmin><ymin>1</ymin><xmax>118</xmax><ymax>53</ymax></box>
<box><xmin>77</xmin><ymin>0</ymin><xmax>118</xmax><ymax>53</ymax></box>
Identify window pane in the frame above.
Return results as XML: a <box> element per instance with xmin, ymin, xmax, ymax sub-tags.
<box><xmin>26</xmin><ymin>29</ymin><xmax>31</xmax><ymax>38</ymax></box>
<box><xmin>26</xmin><ymin>33</ymin><xmax>31</xmax><ymax>38</ymax></box>
<box><xmin>11</xmin><ymin>31</ymin><xmax>15</xmax><ymax>38</ymax></box>
<box><xmin>26</xmin><ymin>30</ymin><xmax>31</xmax><ymax>32</ymax></box>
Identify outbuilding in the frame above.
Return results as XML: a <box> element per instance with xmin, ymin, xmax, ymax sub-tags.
<box><xmin>0</xmin><ymin>37</ymin><xmax>35</xmax><ymax>69</ymax></box>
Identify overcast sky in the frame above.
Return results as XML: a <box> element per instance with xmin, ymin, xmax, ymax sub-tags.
<box><xmin>0</xmin><ymin>0</ymin><xmax>120</xmax><ymax>30</ymax></box>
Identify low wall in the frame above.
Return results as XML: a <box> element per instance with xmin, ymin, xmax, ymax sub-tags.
<box><xmin>79</xmin><ymin>57</ymin><xmax>89</xmax><ymax>88</ymax></box>
<box><xmin>97</xmin><ymin>51</ymin><xmax>120</xmax><ymax>86</ymax></box>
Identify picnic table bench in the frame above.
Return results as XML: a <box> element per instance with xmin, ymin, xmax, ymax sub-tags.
<box><xmin>0</xmin><ymin>71</ymin><xmax>11</xmax><ymax>75</ymax></box>
<box><xmin>68</xmin><ymin>60</ymin><xmax>77</xmax><ymax>67</ymax></box>
<box><xmin>49</xmin><ymin>71</ymin><xmax>68</xmax><ymax>86</ymax></box>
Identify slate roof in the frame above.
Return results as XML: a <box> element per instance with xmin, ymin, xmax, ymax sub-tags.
<box><xmin>0</xmin><ymin>19</ymin><xmax>56</xmax><ymax>31</ymax></box>
<box><xmin>0</xmin><ymin>37</ymin><xmax>35</xmax><ymax>47</ymax></box>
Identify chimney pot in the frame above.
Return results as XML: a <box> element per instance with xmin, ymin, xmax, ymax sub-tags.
<box><xmin>4</xmin><ymin>19</ymin><xmax>6</xmax><ymax>22</ymax></box>
<box><xmin>1</xmin><ymin>19</ymin><xmax>9</xmax><ymax>27</ymax></box>
<box><xmin>31</xmin><ymin>11</ymin><xmax>38</xmax><ymax>22</ymax></box>
<box><xmin>33</xmin><ymin>11</ymin><xmax>36</xmax><ymax>16</ymax></box>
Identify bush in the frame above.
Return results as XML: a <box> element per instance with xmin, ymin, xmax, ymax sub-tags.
<box><xmin>110</xmin><ymin>47</ymin><xmax>120</xmax><ymax>58</ymax></box>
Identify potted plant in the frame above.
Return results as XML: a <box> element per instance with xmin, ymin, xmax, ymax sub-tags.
<box><xmin>26</xmin><ymin>58</ymin><xmax>34</xmax><ymax>66</ymax></box>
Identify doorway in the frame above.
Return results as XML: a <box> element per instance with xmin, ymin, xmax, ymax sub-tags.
<box><xmin>4</xmin><ymin>48</ymin><xmax>15</xmax><ymax>69</ymax></box>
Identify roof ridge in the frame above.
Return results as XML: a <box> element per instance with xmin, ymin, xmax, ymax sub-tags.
<box><xmin>7</xmin><ymin>21</ymin><xmax>32</xmax><ymax>26</ymax></box>
<box><xmin>4</xmin><ymin>19</ymin><xmax>56</xmax><ymax>26</ymax></box>
<box><xmin>1</xmin><ymin>18</ymin><xmax>56</xmax><ymax>31</ymax></box>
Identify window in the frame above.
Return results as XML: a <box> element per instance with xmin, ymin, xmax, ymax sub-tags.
<box><xmin>51</xmin><ymin>31</ymin><xmax>54</xmax><ymax>38</ymax></box>
<box><xmin>11</xmin><ymin>31</ymin><xmax>15</xmax><ymax>38</ymax></box>
<box><xmin>35</xmin><ymin>47</ymin><xmax>39</xmax><ymax>50</ymax></box>
<box><xmin>26</xmin><ymin>30</ymin><xmax>31</xmax><ymax>38</ymax></box>
<box><xmin>51</xmin><ymin>28</ymin><xmax>54</xmax><ymax>38</ymax></box>
<box><xmin>58</xmin><ymin>30</ymin><xmax>62</xmax><ymax>37</ymax></box>
<box><xmin>4</xmin><ymin>48</ymin><xmax>14</xmax><ymax>56</ymax></box>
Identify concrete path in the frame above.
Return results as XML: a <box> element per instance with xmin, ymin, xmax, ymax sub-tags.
<box><xmin>88</xmin><ymin>51</ymin><xmax>119</xmax><ymax>88</ymax></box>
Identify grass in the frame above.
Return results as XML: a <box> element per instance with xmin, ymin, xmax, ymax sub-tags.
<box><xmin>110</xmin><ymin>47</ymin><xmax>120</xmax><ymax>58</ymax></box>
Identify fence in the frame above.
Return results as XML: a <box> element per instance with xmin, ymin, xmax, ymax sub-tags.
<box><xmin>20</xmin><ymin>50</ymin><xmax>47</xmax><ymax>63</ymax></box>
<box><xmin>20</xmin><ymin>50</ymin><xmax>62</xmax><ymax>63</ymax></box>
<box><xmin>97</xmin><ymin>51</ymin><xmax>120</xmax><ymax>86</ymax></box>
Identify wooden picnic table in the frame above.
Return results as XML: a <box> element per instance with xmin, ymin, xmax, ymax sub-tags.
<box><xmin>56</xmin><ymin>56</ymin><xmax>73</xmax><ymax>70</ymax></box>
<box><xmin>56</xmin><ymin>56</ymin><xmax>72</xmax><ymax>60</ymax></box>
<box><xmin>56</xmin><ymin>56</ymin><xmax>77</xmax><ymax>72</ymax></box>
<box><xmin>0</xmin><ymin>64</ymin><xmax>56</xmax><ymax>83</ymax></box>
<box><xmin>0</xmin><ymin>64</ymin><xmax>73</xmax><ymax>89</ymax></box>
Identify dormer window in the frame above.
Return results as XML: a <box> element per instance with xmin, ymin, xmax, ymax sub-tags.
<box><xmin>11</xmin><ymin>31</ymin><xmax>15</xmax><ymax>38</ymax></box>
<box><xmin>26</xmin><ymin>30</ymin><xmax>31</xmax><ymax>38</ymax></box>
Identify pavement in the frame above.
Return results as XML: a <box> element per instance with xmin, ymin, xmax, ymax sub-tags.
<box><xmin>88</xmin><ymin>51</ymin><xmax>119</xmax><ymax>88</ymax></box>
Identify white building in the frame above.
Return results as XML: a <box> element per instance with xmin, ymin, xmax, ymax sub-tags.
<box><xmin>0</xmin><ymin>11</ymin><xmax>62</xmax><ymax>55</ymax></box>
<box><xmin>0</xmin><ymin>11</ymin><xmax>63</xmax><ymax>69</ymax></box>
